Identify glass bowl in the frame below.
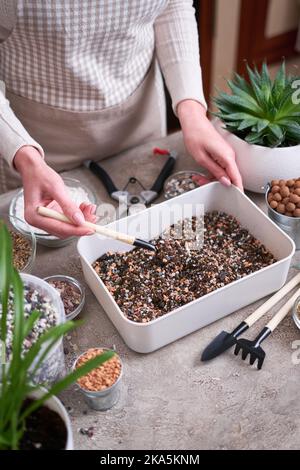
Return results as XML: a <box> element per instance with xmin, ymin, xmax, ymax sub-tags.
<box><xmin>163</xmin><ymin>171</ymin><xmax>208</xmax><ymax>200</ymax></box>
<box><xmin>293</xmin><ymin>295</ymin><xmax>300</xmax><ymax>331</ymax></box>
<box><xmin>0</xmin><ymin>212</ymin><xmax>36</xmax><ymax>273</ymax></box>
<box><xmin>43</xmin><ymin>274</ymin><xmax>85</xmax><ymax>321</ymax></box>
<box><xmin>9</xmin><ymin>177</ymin><xmax>98</xmax><ymax>247</ymax></box>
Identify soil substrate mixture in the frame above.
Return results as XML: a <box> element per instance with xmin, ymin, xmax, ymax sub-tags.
<box><xmin>93</xmin><ymin>211</ymin><xmax>276</xmax><ymax>323</ymax></box>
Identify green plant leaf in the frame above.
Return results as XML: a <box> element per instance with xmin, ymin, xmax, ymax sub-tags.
<box><xmin>21</xmin><ymin>350</ymin><xmax>116</xmax><ymax>420</ymax></box>
<box><xmin>238</xmin><ymin>118</ymin><xmax>260</xmax><ymax>131</ymax></box>
<box><xmin>256</xmin><ymin>119</ymin><xmax>270</xmax><ymax>133</ymax></box>
<box><xmin>23</xmin><ymin>310</ymin><xmax>40</xmax><ymax>339</ymax></box>
<box><xmin>0</xmin><ymin>222</ymin><xmax>12</xmax><ymax>343</ymax></box>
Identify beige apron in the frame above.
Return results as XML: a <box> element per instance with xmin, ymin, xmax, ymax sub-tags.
<box><xmin>0</xmin><ymin>60</ymin><xmax>166</xmax><ymax>193</ymax></box>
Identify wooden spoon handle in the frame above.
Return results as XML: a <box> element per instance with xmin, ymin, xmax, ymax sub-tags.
<box><xmin>245</xmin><ymin>273</ymin><xmax>300</xmax><ymax>327</ymax></box>
<box><xmin>37</xmin><ymin>206</ymin><xmax>135</xmax><ymax>245</ymax></box>
<box><xmin>267</xmin><ymin>288</ymin><xmax>300</xmax><ymax>332</ymax></box>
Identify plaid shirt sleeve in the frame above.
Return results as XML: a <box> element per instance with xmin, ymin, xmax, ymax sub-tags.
<box><xmin>154</xmin><ymin>0</ymin><xmax>207</xmax><ymax>115</ymax></box>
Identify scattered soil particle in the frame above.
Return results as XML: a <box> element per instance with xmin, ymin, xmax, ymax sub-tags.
<box><xmin>79</xmin><ymin>427</ymin><xmax>95</xmax><ymax>438</ymax></box>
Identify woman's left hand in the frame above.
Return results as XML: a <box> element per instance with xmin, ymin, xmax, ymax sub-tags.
<box><xmin>178</xmin><ymin>100</ymin><xmax>243</xmax><ymax>191</ymax></box>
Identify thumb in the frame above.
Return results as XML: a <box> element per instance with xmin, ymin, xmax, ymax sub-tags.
<box><xmin>52</xmin><ymin>189</ymin><xmax>85</xmax><ymax>226</ymax></box>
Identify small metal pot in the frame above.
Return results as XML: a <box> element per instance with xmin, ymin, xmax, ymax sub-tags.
<box><xmin>74</xmin><ymin>348</ymin><xmax>123</xmax><ymax>411</ymax></box>
<box><xmin>293</xmin><ymin>296</ymin><xmax>300</xmax><ymax>330</ymax></box>
<box><xmin>265</xmin><ymin>184</ymin><xmax>300</xmax><ymax>249</ymax></box>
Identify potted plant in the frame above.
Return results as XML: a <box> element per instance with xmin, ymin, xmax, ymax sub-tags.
<box><xmin>213</xmin><ymin>62</ymin><xmax>300</xmax><ymax>193</ymax></box>
<box><xmin>0</xmin><ymin>221</ymin><xmax>114</xmax><ymax>450</ymax></box>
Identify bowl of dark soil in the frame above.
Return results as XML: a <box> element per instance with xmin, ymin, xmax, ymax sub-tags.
<box><xmin>44</xmin><ymin>275</ymin><xmax>85</xmax><ymax>321</ymax></box>
<box><xmin>20</xmin><ymin>389</ymin><xmax>73</xmax><ymax>450</ymax></box>
<box><xmin>0</xmin><ymin>213</ymin><xmax>36</xmax><ymax>273</ymax></box>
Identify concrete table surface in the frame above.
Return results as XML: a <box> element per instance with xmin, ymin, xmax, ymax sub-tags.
<box><xmin>1</xmin><ymin>132</ymin><xmax>300</xmax><ymax>450</ymax></box>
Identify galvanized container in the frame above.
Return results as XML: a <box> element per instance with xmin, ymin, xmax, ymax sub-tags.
<box><xmin>265</xmin><ymin>184</ymin><xmax>300</xmax><ymax>250</ymax></box>
<box><xmin>74</xmin><ymin>349</ymin><xmax>122</xmax><ymax>411</ymax></box>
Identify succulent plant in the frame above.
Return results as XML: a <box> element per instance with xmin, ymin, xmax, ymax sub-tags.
<box><xmin>214</xmin><ymin>62</ymin><xmax>300</xmax><ymax>148</ymax></box>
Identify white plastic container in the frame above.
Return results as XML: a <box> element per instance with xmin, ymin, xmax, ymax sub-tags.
<box><xmin>77</xmin><ymin>182</ymin><xmax>295</xmax><ymax>353</ymax></box>
<box><xmin>21</xmin><ymin>274</ymin><xmax>66</xmax><ymax>384</ymax></box>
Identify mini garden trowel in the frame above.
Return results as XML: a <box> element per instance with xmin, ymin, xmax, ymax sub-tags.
<box><xmin>201</xmin><ymin>273</ymin><xmax>300</xmax><ymax>362</ymax></box>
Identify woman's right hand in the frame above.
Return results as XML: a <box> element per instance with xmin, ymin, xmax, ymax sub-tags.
<box><xmin>14</xmin><ymin>146</ymin><xmax>97</xmax><ymax>238</ymax></box>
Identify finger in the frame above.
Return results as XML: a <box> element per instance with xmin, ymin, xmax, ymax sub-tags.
<box><xmin>22</xmin><ymin>180</ymin><xmax>93</xmax><ymax>235</ymax></box>
<box><xmin>80</xmin><ymin>203</ymin><xmax>97</xmax><ymax>222</ymax></box>
<box><xmin>196</xmin><ymin>152</ymin><xmax>232</xmax><ymax>187</ymax></box>
<box><xmin>192</xmin><ymin>174</ymin><xmax>213</xmax><ymax>186</ymax></box>
<box><xmin>23</xmin><ymin>198</ymin><xmax>94</xmax><ymax>238</ymax></box>
<box><xmin>207</xmin><ymin>142</ymin><xmax>244</xmax><ymax>191</ymax></box>
<box><xmin>51</xmin><ymin>188</ymin><xmax>85</xmax><ymax>226</ymax></box>
<box><xmin>223</xmin><ymin>158</ymin><xmax>244</xmax><ymax>191</ymax></box>
<box><xmin>25</xmin><ymin>212</ymin><xmax>94</xmax><ymax>238</ymax></box>
<box><xmin>89</xmin><ymin>215</ymin><xmax>98</xmax><ymax>224</ymax></box>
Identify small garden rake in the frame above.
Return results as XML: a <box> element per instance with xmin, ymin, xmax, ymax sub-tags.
<box><xmin>201</xmin><ymin>273</ymin><xmax>300</xmax><ymax>362</ymax></box>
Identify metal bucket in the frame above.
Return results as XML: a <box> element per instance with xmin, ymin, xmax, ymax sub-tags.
<box><xmin>265</xmin><ymin>185</ymin><xmax>300</xmax><ymax>250</ymax></box>
<box><xmin>74</xmin><ymin>349</ymin><xmax>123</xmax><ymax>411</ymax></box>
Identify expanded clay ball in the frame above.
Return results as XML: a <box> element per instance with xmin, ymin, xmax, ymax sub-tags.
<box><xmin>286</xmin><ymin>202</ymin><xmax>296</xmax><ymax>212</ymax></box>
<box><xmin>273</xmin><ymin>193</ymin><xmax>282</xmax><ymax>202</ymax></box>
<box><xmin>290</xmin><ymin>193</ymin><xmax>300</xmax><ymax>204</ymax></box>
<box><xmin>270</xmin><ymin>200</ymin><xmax>278</xmax><ymax>209</ymax></box>
<box><xmin>277</xmin><ymin>204</ymin><xmax>286</xmax><ymax>214</ymax></box>
<box><xmin>271</xmin><ymin>185</ymin><xmax>280</xmax><ymax>194</ymax></box>
<box><xmin>280</xmin><ymin>186</ymin><xmax>290</xmax><ymax>198</ymax></box>
<box><xmin>268</xmin><ymin>179</ymin><xmax>300</xmax><ymax>218</ymax></box>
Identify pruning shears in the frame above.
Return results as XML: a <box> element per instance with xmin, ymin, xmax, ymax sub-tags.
<box><xmin>84</xmin><ymin>148</ymin><xmax>177</xmax><ymax>208</ymax></box>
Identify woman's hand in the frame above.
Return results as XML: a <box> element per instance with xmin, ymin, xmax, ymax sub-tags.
<box><xmin>177</xmin><ymin>100</ymin><xmax>243</xmax><ymax>190</ymax></box>
<box><xmin>14</xmin><ymin>146</ymin><xmax>97</xmax><ymax>238</ymax></box>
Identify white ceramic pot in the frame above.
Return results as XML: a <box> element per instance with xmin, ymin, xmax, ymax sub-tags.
<box><xmin>29</xmin><ymin>389</ymin><xmax>74</xmax><ymax>450</ymax></box>
<box><xmin>213</xmin><ymin>118</ymin><xmax>300</xmax><ymax>193</ymax></box>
